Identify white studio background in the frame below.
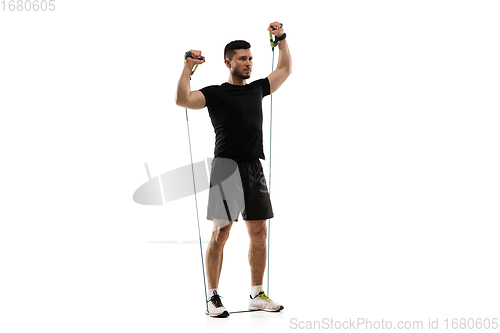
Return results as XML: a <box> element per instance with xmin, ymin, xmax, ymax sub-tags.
<box><xmin>1</xmin><ymin>1</ymin><xmax>499</xmax><ymax>332</ymax></box>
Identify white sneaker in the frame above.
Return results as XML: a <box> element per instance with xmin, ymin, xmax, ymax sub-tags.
<box><xmin>248</xmin><ymin>289</ymin><xmax>284</xmax><ymax>312</ymax></box>
<box><xmin>206</xmin><ymin>291</ymin><xmax>229</xmax><ymax>318</ymax></box>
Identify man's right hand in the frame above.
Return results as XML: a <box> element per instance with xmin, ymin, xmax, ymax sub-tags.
<box><xmin>176</xmin><ymin>50</ymin><xmax>207</xmax><ymax>109</ymax></box>
<box><xmin>186</xmin><ymin>50</ymin><xmax>205</xmax><ymax>65</ymax></box>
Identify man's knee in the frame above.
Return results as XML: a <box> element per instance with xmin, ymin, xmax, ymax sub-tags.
<box><xmin>211</xmin><ymin>220</ymin><xmax>232</xmax><ymax>245</ymax></box>
<box><xmin>248</xmin><ymin>221</ymin><xmax>267</xmax><ymax>244</ymax></box>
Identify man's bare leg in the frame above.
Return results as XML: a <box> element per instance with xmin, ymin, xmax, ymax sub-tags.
<box><xmin>245</xmin><ymin>219</ymin><xmax>283</xmax><ymax>311</ymax></box>
<box><xmin>244</xmin><ymin>219</ymin><xmax>267</xmax><ymax>287</ymax></box>
<box><xmin>206</xmin><ymin>219</ymin><xmax>233</xmax><ymax>290</ymax></box>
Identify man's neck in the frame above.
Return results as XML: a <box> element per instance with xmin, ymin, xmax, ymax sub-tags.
<box><xmin>227</xmin><ymin>75</ymin><xmax>246</xmax><ymax>86</ymax></box>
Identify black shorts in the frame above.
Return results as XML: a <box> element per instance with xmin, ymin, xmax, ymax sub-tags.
<box><xmin>206</xmin><ymin>157</ymin><xmax>274</xmax><ymax>222</ymax></box>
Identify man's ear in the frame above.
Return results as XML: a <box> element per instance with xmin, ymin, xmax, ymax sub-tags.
<box><xmin>224</xmin><ymin>58</ymin><xmax>231</xmax><ymax>69</ymax></box>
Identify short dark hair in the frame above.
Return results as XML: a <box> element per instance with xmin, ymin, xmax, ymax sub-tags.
<box><xmin>224</xmin><ymin>40</ymin><xmax>251</xmax><ymax>60</ymax></box>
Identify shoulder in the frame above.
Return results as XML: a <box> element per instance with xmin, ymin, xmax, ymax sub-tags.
<box><xmin>250</xmin><ymin>78</ymin><xmax>270</xmax><ymax>86</ymax></box>
<box><xmin>200</xmin><ymin>84</ymin><xmax>224</xmax><ymax>107</ymax></box>
<box><xmin>200</xmin><ymin>84</ymin><xmax>221</xmax><ymax>93</ymax></box>
<box><xmin>250</xmin><ymin>78</ymin><xmax>271</xmax><ymax>96</ymax></box>
<box><xmin>200</xmin><ymin>84</ymin><xmax>222</xmax><ymax>98</ymax></box>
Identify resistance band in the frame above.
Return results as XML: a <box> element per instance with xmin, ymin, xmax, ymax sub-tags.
<box><xmin>183</xmin><ymin>51</ymin><xmax>208</xmax><ymax>314</ymax></box>
<box><xmin>266</xmin><ymin>22</ymin><xmax>282</xmax><ymax>297</ymax></box>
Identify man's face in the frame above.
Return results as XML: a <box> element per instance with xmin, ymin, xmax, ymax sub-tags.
<box><xmin>227</xmin><ymin>49</ymin><xmax>253</xmax><ymax>80</ymax></box>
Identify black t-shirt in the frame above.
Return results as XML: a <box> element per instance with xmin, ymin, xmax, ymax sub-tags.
<box><xmin>200</xmin><ymin>78</ymin><xmax>271</xmax><ymax>163</ymax></box>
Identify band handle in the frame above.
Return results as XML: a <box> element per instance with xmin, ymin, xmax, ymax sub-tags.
<box><xmin>269</xmin><ymin>23</ymin><xmax>283</xmax><ymax>49</ymax></box>
<box><xmin>270</xmin><ymin>23</ymin><xmax>283</xmax><ymax>31</ymax></box>
<box><xmin>185</xmin><ymin>51</ymin><xmax>204</xmax><ymax>61</ymax></box>
<box><xmin>184</xmin><ymin>51</ymin><xmax>204</xmax><ymax>76</ymax></box>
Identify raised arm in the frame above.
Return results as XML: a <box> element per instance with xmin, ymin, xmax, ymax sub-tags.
<box><xmin>175</xmin><ymin>50</ymin><xmax>206</xmax><ymax>110</ymax></box>
<box><xmin>267</xmin><ymin>22</ymin><xmax>292</xmax><ymax>94</ymax></box>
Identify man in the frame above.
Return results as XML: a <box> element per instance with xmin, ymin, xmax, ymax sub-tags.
<box><xmin>176</xmin><ymin>22</ymin><xmax>291</xmax><ymax>317</ymax></box>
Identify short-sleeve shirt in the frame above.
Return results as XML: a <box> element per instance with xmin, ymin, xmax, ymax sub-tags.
<box><xmin>200</xmin><ymin>78</ymin><xmax>271</xmax><ymax>163</ymax></box>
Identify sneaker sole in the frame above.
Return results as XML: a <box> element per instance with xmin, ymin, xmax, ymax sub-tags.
<box><xmin>248</xmin><ymin>305</ymin><xmax>284</xmax><ymax>312</ymax></box>
<box><xmin>205</xmin><ymin>310</ymin><xmax>230</xmax><ymax>318</ymax></box>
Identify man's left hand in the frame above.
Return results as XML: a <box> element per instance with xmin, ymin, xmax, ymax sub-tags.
<box><xmin>268</xmin><ymin>22</ymin><xmax>284</xmax><ymax>37</ymax></box>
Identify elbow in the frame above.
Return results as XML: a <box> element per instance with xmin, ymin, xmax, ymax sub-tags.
<box><xmin>175</xmin><ymin>95</ymin><xmax>186</xmax><ymax>108</ymax></box>
<box><xmin>276</xmin><ymin>65</ymin><xmax>292</xmax><ymax>78</ymax></box>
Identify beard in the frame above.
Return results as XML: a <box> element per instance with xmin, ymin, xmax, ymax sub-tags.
<box><xmin>233</xmin><ymin>68</ymin><xmax>251</xmax><ymax>80</ymax></box>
